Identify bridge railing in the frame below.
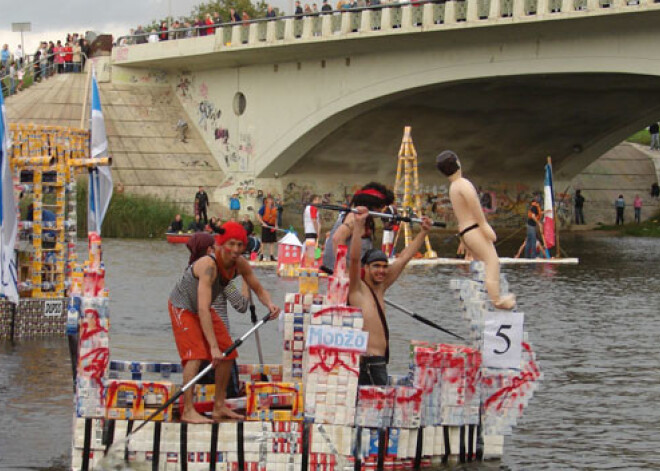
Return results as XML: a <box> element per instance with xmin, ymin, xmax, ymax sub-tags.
<box><xmin>114</xmin><ymin>0</ymin><xmax>660</xmax><ymax>58</ymax></box>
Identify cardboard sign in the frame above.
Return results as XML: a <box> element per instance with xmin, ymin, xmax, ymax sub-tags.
<box><xmin>483</xmin><ymin>311</ymin><xmax>524</xmax><ymax>369</ymax></box>
<box><xmin>306</xmin><ymin>325</ymin><xmax>368</xmax><ymax>352</ymax></box>
<box><xmin>44</xmin><ymin>300</ymin><xmax>63</xmax><ymax>318</ymax></box>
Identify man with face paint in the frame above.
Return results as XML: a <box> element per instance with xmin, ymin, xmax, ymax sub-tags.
<box><xmin>169</xmin><ymin>222</ymin><xmax>281</xmax><ymax>423</ymax></box>
<box><xmin>348</xmin><ymin>207</ymin><xmax>431</xmax><ymax>385</ymax></box>
<box><xmin>436</xmin><ymin>150</ymin><xmax>516</xmax><ymax>310</ymax></box>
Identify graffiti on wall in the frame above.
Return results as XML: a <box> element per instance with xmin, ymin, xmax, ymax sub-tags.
<box><xmin>198</xmin><ymin>100</ymin><xmax>222</xmax><ymax>132</ymax></box>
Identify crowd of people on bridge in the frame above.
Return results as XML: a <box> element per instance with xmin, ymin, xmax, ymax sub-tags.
<box><xmin>1</xmin><ymin>34</ymin><xmax>91</xmax><ymax>98</ymax></box>
<box><xmin>120</xmin><ymin>0</ymin><xmax>407</xmax><ymax>45</ymax></box>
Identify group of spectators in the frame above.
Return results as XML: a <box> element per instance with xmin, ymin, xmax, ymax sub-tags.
<box><xmin>1</xmin><ymin>34</ymin><xmax>91</xmax><ymax>98</ymax></box>
<box><xmin>121</xmin><ymin>0</ymin><xmax>394</xmax><ymax>45</ymax></box>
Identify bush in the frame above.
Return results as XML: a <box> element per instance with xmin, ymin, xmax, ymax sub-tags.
<box><xmin>77</xmin><ymin>179</ymin><xmax>191</xmax><ymax>238</ymax></box>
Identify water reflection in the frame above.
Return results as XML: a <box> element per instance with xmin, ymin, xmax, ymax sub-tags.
<box><xmin>1</xmin><ymin>233</ymin><xmax>659</xmax><ymax>469</ymax></box>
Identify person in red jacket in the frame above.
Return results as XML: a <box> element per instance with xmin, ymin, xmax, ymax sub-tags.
<box><xmin>64</xmin><ymin>42</ymin><xmax>73</xmax><ymax>73</ymax></box>
<box><xmin>205</xmin><ymin>14</ymin><xmax>215</xmax><ymax>35</ymax></box>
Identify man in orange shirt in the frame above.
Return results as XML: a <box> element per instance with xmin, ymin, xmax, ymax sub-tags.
<box><xmin>257</xmin><ymin>195</ymin><xmax>279</xmax><ymax>261</ymax></box>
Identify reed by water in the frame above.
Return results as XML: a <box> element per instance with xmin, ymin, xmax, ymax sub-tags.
<box><xmin>76</xmin><ymin>180</ymin><xmax>191</xmax><ymax>238</ymax></box>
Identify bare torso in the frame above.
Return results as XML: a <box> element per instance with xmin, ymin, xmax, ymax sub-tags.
<box><xmin>353</xmin><ymin>281</ymin><xmax>388</xmax><ymax>357</ymax></box>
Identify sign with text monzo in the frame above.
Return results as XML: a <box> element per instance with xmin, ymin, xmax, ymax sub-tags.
<box><xmin>307</xmin><ymin>326</ymin><xmax>369</xmax><ymax>353</ymax></box>
<box><xmin>483</xmin><ymin>311</ymin><xmax>524</xmax><ymax>369</ymax></box>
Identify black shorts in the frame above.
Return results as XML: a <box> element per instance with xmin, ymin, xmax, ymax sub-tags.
<box><xmin>262</xmin><ymin>227</ymin><xmax>277</xmax><ymax>243</ymax></box>
<box><xmin>305</xmin><ymin>233</ymin><xmax>318</xmax><ymax>240</ymax></box>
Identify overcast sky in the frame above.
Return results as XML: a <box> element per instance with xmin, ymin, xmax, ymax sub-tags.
<box><xmin>0</xmin><ymin>0</ymin><xmax>290</xmax><ymax>55</ymax></box>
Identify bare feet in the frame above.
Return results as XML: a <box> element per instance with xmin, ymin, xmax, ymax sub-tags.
<box><xmin>211</xmin><ymin>405</ymin><xmax>244</xmax><ymax>422</ymax></box>
<box><xmin>181</xmin><ymin>409</ymin><xmax>213</xmax><ymax>424</ymax></box>
<box><xmin>494</xmin><ymin>294</ymin><xmax>516</xmax><ymax>310</ymax></box>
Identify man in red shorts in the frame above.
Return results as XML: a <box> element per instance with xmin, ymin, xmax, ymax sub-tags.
<box><xmin>169</xmin><ymin>222</ymin><xmax>280</xmax><ymax>423</ymax></box>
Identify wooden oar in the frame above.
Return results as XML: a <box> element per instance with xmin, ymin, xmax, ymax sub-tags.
<box><xmin>384</xmin><ymin>298</ymin><xmax>465</xmax><ymax>341</ymax></box>
<box><xmin>314</xmin><ymin>204</ymin><xmax>447</xmax><ymax>228</ymax></box>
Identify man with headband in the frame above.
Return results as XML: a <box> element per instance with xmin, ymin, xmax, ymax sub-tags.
<box><xmin>320</xmin><ymin>182</ymin><xmax>394</xmax><ymax>274</ymax></box>
<box><xmin>169</xmin><ymin>222</ymin><xmax>281</xmax><ymax>423</ymax></box>
<box><xmin>436</xmin><ymin>150</ymin><xmax>516</xmax><ymax>309</ymax></box>
<box><xmin>348</xmin><ymin>207</ymin><xmax>431</xmax><ymax>385</ymax></box>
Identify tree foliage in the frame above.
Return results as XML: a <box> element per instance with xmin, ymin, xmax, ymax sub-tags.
<box><xmin>148</xmin><ymin>0</ymin><xmax>271</xmax><ymax>28</ymax></box>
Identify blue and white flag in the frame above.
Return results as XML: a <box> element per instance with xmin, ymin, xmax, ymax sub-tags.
<box><xmin>88</xmin><ymin>71</ymin><xmax>113</xmax><ymax>234</ymax></box>
<box><xmin>0</xmin><ymin>92</ymin><xmax>19</xmax><ymax>303</ymax></box>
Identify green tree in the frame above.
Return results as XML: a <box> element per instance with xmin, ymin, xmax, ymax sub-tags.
<box><xmin>191</xmin><ymin>0</ymin><xmax>269</xmax><ymax>22</ymax></box>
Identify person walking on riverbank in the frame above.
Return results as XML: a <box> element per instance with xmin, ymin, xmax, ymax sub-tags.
<box><xmin>649</xmin><ymin>122</ymin><xmax>659</xmax><ymax>151</ymax></box>
<box><xmin>633</xmin><ymin>194</ymin><xmax>642</xmax><ymax>223</ymax></box>
<box><xmin>574</xmin><ymin>189</ymin><xmax>585</xmax><ymax>225</ymax></box>
<box><xmin>168</xmin><ymin>226</ymin><xmax>280</xmax><ymax>423</ymax></box>
<box><xmin>615</xmin><ymin>194</ymin><xmax>625</xmax><ymax>225</ymax></box>
<box><xmin>195</xmin><ymin>186</ymin><xmax>209</xmax><ymax>224</ymax></box>
<box><xmin>257</xmin><ymin>195</ymin><xmax>278</xmax><ymax>261</ymax></box>
<box><xmin>229</xmin><ymin>193</ymin><xmax>241</xmax><ymax>220</ymax></box>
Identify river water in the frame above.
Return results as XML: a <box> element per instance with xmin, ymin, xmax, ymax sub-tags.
<box><xmin>1</xmin><ymin>233</ymin><xmax>659</xmax><ymax>470</ymax></box>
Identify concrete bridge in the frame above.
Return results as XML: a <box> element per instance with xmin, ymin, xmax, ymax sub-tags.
<box><xmin>11</xmin><ymin>0</ymin><xmax>660</xmax><ymax>225</ymax></box>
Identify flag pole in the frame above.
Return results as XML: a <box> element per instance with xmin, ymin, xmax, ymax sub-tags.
<box><xmin>547</xmin><ymin>156</ymin><xmax>561</xmax><ymax>258</ymax></box>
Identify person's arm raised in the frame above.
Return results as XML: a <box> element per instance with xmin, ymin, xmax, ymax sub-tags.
<box><xmin>386</xmin><ymin>216</ymin><xmax>431</xmax><ymax>288</ymax></box>
<box><xmin>332</xmin><ymin>213</ymin><xmax>353</xmax><ymax>258</ymax></box>
<box><xmin>195</xmin><ymin>258</ymin><xmax>223</xmax><ymax>366</ymax></box>
<box><xmin>348</xmin><ymin>207</ymin><xmax>368</xmax><ymax>298</ymax></box>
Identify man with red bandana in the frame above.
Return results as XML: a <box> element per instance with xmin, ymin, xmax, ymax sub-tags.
<box><xmin>348</xmin><ymin>207</ymin><xmax>431</xmax><ymax>385</ymax></box>
<box><xmin>169</xmin><ymin>222</ymin><xmax>280</xmax><ymax>423</ymax></box>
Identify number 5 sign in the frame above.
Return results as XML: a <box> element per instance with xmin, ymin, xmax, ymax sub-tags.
<box><xmin>483</xmin><ymin>312</ymin><xmax>524</xmax><ymax>369</ymax></box>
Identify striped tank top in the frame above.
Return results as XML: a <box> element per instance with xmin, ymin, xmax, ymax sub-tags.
<box><xmin>169</xmin><ymin>254</ymin><xmax>236</xmax><ymax>313</ymax></box>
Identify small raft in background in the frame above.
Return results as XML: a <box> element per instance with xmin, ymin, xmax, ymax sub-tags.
<box><xmin>70</xmin><ymin>238</ymin><xmax>541</xmax><ymax>470</ymax></box>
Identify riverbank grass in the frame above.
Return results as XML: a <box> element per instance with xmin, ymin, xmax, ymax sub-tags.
<box><xmin>595</xmin><ymin>210</ymin><xmax>660</xmax><ymax>237</ymax></box>
<box><xmin>77</xmin><ymin>182</ymin><xmax>191</xmax><ymax>238</ymax></box>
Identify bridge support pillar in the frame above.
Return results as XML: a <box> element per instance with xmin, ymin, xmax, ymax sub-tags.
<box><xmin>466</xmin><ymin>0</ymin><xmax>480</xmax><ymax>21</ymax></box>
<box><xmin>381</xmin><ymin>8</ymin><xmax>393</xmax><ymax>30</ymax></box>
<box><xmin>489</xmin><ymin>0</ymin><xmax>502</xmax><ymax>17</ymax></box>
<box><xmin>284</xmin><ymin>18</ymin><xmax>296</xmax><ymax>40</ymax></box>
<box><xmin>266</xmin><ymin>21</ymin><xmax>277</xmax><ymax>42</ymax></box>
<box><xmin>401</xmin><ymin>5</ymin><xmax>413</xmax><ymax>29</ymax></box>
<box><xmin>537</xmin><ymin>0</ymin><xmax>549</xmax><ymax>15</ymax></box>
<box><xmin>513</xmin><ymin>0</ymin><xmax>527</xmax><ymax>17</ymax></box>
<box><xmin>322</xmin><ymin>14</ymin><xmax>333</xmax><ymax>35</ymax></box>
<box><xmin>340</xmin><ymin>12</ymin><xmax>352</xmax><ymax>34</ymax></box>
<box><xmin>361</xmin><ymin>10</ymin><xmax>373</xmax><ymax>31</ymax></box>
<box><xmin>249</xmin><ymin>24</ymin><xmax>259</xmax><ymax>44</ymax></box>
<box><xmin>302</xmin><ymin>17</ymin><xmax>314</xmax><ymax>39</ymax></box>
<box><xmin>586</xmin><ymin>0</ymin><xmax>598</xmax><ymax>10</ymax></box>
<box><xmin>560</xmin><ymin>0</ymin><xmax>573</xmax><ymax>12</ymax></box>
<box><xmin>445</xmin><ymin>1</ymin><xmax>457</xmax><ymax>23</ymax></box>
<box><xmin>231</xmin><ymin>26</ymin><xmax>242</xmax><ymax>47</ymax></box>
<box><xmin>423</xmin><ymin>3</ymin><xmax>435</xmax><ymax>26</ymax></box>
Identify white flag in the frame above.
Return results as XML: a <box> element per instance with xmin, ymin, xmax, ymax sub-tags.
<box><xmin>88</xmin><ymin>71</ymin><xmax>113</xmax><ymax>234</ymax></box>
<box><xmin>0</xmin><ymin>92</ymin><xmax>19</xmax><ymax>303</ymax></box>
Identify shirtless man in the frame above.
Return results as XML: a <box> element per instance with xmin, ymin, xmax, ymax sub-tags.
<box><xmin>436</xmin><ymin>150</ymin><xmax>516</xmax><ymax>309</ymax></box>
<box><xmin>169</xmin><ymin>223</ymin><xmax>281</xmax><ymax>423</ymax></box>
<box><xmin>348</xmin><ymin>207</ymin><xmax>431</xmax><ymax>385</ymax></box>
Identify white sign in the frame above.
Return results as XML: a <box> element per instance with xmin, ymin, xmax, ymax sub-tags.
<box><xmin>44</xmin><ymin>300</ymin><xmax>63</xmax><ymax>318</ymax></box>
<box><xmin>483</xmin><ymin>311</ymin><xmax>524</xmax><ymax>369</ymax></box>
<box><xmin>306</xmin><ymin>326</ymin><xmax>369</xmax><ymax>352</ymax></box>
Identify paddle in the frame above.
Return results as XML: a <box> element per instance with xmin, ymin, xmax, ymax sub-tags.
<box><xmin>384</xmin><ymin>298</ymin><xmax>465</xmax><ymax>341</ymax></box>
<box><xmin>262</xmin><ymin>224</ymin><xmax>298</xmax><ymax>236</ymax></box>
<box><xmin>247</xmin><ymin>287</ymin><xmax>268</xmax><ymax>381</ymax></box>
<box><xmin>107</xmin><ymin>313</ymin><xmax>274</xmax><ymax>454</ymax></box>
<box><xmin>314</xmin><ymin>203</ymin><xmax>447</xmax><ymax>228</ymax></box>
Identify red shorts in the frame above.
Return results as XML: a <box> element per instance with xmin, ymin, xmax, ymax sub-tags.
<box><xmin>168</xmin><ymin>301</ymin><xmax>238</xmax><ymax>366</ymax></box>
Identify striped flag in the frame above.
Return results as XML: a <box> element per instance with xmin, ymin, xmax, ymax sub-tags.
<box><xmin>88</xmin><ymin>71</ymin><xmax>113</xmax><ymax>234</ymax></box>
<box><xmin>0</xmin><ymin>91</ymin><xmax>19</xmax><ymax>303</ymax></box>
<box><xmin>543</xmin><ymin>159</ymin><xmax>555</xmax><ymax>250</ymax></box>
